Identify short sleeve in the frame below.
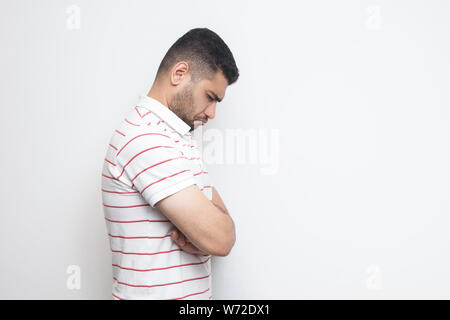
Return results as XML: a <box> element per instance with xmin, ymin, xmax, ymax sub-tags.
<box><xmin>117</xmin><ymin>132</ymin><xmax>197</xmax><ymax>207</ymax></box>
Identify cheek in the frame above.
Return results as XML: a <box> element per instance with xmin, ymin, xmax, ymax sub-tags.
<box><xmin>192</xmin><ymin>105</ymin><xmax>205</xmax><ymax>118</ymax></box>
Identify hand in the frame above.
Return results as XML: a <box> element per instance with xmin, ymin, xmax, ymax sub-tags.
<box><xmin>171</xmin><ymin>228</ymin><xmax>209</xmax><ymax>256</ymax></box>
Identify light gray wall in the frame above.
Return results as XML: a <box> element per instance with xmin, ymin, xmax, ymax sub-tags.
<box><xmin>1</xmin><ymin>0</ymin><xmax>449</xmax><ymax>299</ymax></box>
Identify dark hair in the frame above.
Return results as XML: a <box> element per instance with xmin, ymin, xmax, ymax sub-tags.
<box><xmin>155</xmin><ymin>28</ymin><xmax>239</xmax><ymax>85</ymax></box>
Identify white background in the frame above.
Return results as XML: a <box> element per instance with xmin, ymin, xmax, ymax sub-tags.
<box><xmin>1</xmin><ymin>0</ymin><xmax>449</xmax><ymax>299</ymax></box>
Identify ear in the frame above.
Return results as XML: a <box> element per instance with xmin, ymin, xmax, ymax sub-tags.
<box><xmin>170</xmin><ymin>61</ymin><xmax>190</xmax><ymax>86</ymax></box>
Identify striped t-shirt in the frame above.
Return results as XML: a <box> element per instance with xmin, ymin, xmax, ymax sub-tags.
<box><xmin>101</xmin><ymin>94</ymin><xmax>214</xmax><ymax>300</ymax></box>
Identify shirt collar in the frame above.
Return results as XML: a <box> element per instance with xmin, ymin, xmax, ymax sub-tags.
<box><xmin>136</xmin><ymin>94</ymin><xmax>191</xmax><ymax>136</ymax></box>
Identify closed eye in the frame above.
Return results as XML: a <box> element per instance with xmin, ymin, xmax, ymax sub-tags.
<box><xmin>207</xmin><ymin>95</ymin><xmax>214</xmax><ymax>101</ymax></box>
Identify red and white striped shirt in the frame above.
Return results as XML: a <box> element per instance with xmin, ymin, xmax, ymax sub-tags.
<box><xmin>101</xmin><ymin>94</ymin><xmax>214</xmax><ymax>300</ymax></box>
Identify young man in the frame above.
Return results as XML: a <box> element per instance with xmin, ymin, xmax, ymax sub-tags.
<box><xmin>101</xmin><ymin>28</ymin><xmax>239</xmax><ymax>300</ymax></box>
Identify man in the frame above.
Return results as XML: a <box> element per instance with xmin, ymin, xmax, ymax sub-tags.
<box><xmin>101</xmin><ymin>28</ymin><xmax>239</xmax><ymax>300</ymax></box>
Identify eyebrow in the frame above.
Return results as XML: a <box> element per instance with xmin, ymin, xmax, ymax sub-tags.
<box><xmin>208</xmin><ymin>90</ymin><xmax>222</xmax><ymax>103</ymax></box>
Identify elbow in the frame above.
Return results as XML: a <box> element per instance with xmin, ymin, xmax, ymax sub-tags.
<box><xmin>219</xmin><ymin>242</ymin><xmax>234</xmax><ymax>257</ymax></box>
<box><xmin>206</xmin><ymin>209</ymin><xmax>236</xmax><ymax>257</ymax></box>
<box><xmin>199</xmin><ymin>232</ymin><xmax>234</xmax><ymax>257</ymax></box>
<box><xmin>214</xmin><ymin>225</ymin><xmax>236</xmax><ymax>257</ymax></box>
<box><xmin>213</xmin><ymin>241</ymin><xmax>234</xmax><ymax>257</ymax></box>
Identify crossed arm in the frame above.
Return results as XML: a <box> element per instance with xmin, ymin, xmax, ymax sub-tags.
<box><xmin>171</xmin><ymin>186</ymin><xmax>235</xmax><ymax>256</ymax></box>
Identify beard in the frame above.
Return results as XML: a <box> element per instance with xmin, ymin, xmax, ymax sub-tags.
<box><xmin>168</xmin><ymin>81</ymin><xmax>197</xmax><ymax>132</ymax></box>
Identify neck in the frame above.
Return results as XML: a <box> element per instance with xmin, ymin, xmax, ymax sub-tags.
<box><xmin>147</xmin><ymin>82</ymin><xmax>170</xmax><ymax>108</ymax></box>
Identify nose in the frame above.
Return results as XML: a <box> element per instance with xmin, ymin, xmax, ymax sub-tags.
<box><xmin>204</xmin><ymin>103</ymin><xmax>216</xmax><ymax>120</ymax></box>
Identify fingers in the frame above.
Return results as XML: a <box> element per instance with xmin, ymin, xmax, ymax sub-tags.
<box><xmin>171</xmin><ymin>229</ymin><xmax>179</xmax><ymax>243</ymax></box>
<box><xmin>171</xmin><ymin>229</ymin><xmax>206</xmax><ymax>255</ymax></box>
<box><xmin>171</xmin><ymin>228</ymin><xmax>188</xmax><ymax>247</ymax></box>
<box><xmin>178</xmin><ymin>233</ymin><xmax>186</xmax><ymax>246</ymax></box>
